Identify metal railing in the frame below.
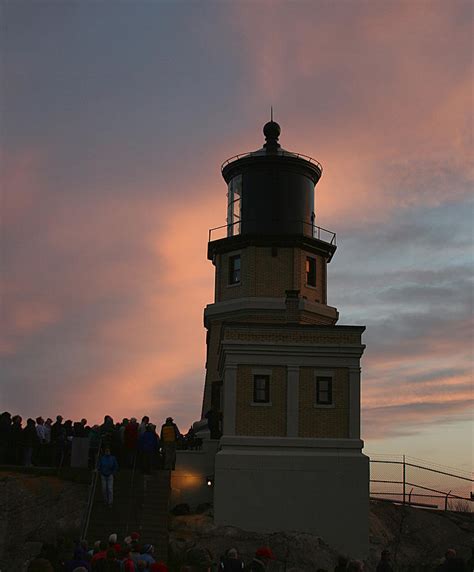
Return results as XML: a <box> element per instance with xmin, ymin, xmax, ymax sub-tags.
<box><xmin>208</xmin><ymin>220</ymin><xmax>336</xmax><ymax>245</ymax></box>
<box><xmin>369</xmin><ymin>455</ymin><xmax>473</xmax><ymax>510</ymax></box>
<box><xmin>80</xmin><ymin>436</ymin><xmax>102</xmax><ymax>541</ymax></box>
<box><xmin>221</xmin><ymin>150</ymin><xmax>323</xmax><ymax>173</ymax></box>
<box><xmin>124</xmin><ymin>451</ymin><xmax>138</xmax><ymax>537</ymax></box>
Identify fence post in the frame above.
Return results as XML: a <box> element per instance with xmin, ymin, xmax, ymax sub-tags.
<box><xmin>402</xmin><ymin>455</ymin><xmax>406</xmax><ymax>505</ymax></box>
<box><xmin>445</xmin><ymin>490</ymin><xmax>451</xmax><ymax>511</ymax></box>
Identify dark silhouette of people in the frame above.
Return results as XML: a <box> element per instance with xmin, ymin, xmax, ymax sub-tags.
<box><xmin>376</xmin><ymin>550</ymin><xmax>393</xmax><ymax>572</ymax></box>
<box><xmin>219</xmin><ymin>547</ymin><xmax>245</xmax><ymax>571</ymax></box>
<box><xmin>204</xmin><ymin>408</ymin><xmax>221</xmax><ymax>439</ymax></box>
<box><xmin>247</xmin><ymin>547</ymin><xmax>275</xmax><ymax>571</ymax></box>
<box><xmin>160</xmin><ymin>417</ymin><xmax>180</xmax><ymax>470</ymax></box>
<box><xmin>437</xmin><ymin>549</ymin><xmax>466</xmax><ymax>572</ymax></box>
<box><xmin>139</xmin><ymin>423</ymin><xmax>159</xmax><ymax>474</ymax></box>
<box><xmin>334</xmin><ymin>556</ymin><xmax>348</xmax><ymax>572</ymax></box>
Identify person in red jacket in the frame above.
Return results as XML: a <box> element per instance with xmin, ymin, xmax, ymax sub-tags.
<box><xmin>121</xmin><ymin>546</ymin><xmax>136</xmax><ymax>572</ymax></box>
<box><xmin>123</xmin><ymin>418</ymin><xmax>139</xmax><ymax>468</ymax></box>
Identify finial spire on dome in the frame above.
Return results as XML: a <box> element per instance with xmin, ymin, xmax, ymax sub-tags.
<box><xmin>263</xmin><ymin>111</ymin><xmax>281</xmax><ymax>152</ymax></box>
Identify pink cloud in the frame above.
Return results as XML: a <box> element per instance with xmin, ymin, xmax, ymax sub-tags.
<box><xmin>1</xmin><ymin>1</ymin><xmax>471</xmax><ymax>462</ymax></box>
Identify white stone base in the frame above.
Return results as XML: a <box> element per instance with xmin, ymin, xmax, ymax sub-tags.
<box><xmin>214</xmin><ymin>437</ymin><xmax>369</xmax><ymax>558</ymax></box>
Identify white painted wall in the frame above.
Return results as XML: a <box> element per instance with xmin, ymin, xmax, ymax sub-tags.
<box><xmin>214</xmin><ymin>438</ymin><xmax>369</xmax><ymax>558</ymax></box>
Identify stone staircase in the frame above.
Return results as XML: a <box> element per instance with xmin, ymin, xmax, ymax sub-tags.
<box><xmin>86</xmin><ymin>468</ymin><xmax>170</xmax><ymax>561</ymax></box>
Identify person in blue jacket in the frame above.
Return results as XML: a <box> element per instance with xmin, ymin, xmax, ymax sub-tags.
<box><xmin>139</xmin><ymin>423</ymin><xmax>159</xmax><ymax>474</ymax></box>
<box><xmin>98</xmin><ymin>447</ymin><xmax>118</xmax><ymax>507</ymax></box>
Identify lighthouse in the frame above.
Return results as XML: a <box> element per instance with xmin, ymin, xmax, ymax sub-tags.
<box><xmin>202</xmin><ymin>120</ymin><xmax>369</xmax><ymax>557</ymax></box>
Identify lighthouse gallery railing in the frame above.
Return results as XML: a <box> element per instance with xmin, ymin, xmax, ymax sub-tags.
<box><xmin>208</xmin><ymin>220</ymin><xmax>336</xmax><ymax>245</ymax></box>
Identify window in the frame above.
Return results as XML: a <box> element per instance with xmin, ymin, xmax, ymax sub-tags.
<box><xmin>253</xmin><ymin>374</ymin><xmax>270</xmax><ymax>403</ymax></box>
<box><xmin>306</xmin><ymin>256</ymin><xmax>317</xmax><ymax>287</ymax></box>
<box><xmin>228</xmin><ymin>254</ymin><xmax>241</xmax><ymax>285</ymax></box>
<box><xmin>227</xmin><ymin>175</ymin><xmax>242</xmax><ymax>237</ymax></box>
<box><xmin>316</xmin><ymin>376</ymin><xmax>333</xmax><ymax>405</ymax></box>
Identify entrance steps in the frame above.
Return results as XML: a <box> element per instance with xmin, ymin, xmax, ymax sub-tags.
<box><xmin>86</xmin><ymin>469</ymin><xmax>170</xmax><ymax>561</ymax></box>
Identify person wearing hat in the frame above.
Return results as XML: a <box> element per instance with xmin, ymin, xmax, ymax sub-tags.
<box><xmin>129</xmin><ymin>539</ymin><xmax>142</xmax><ymax>565</ymax></box>
<box><xmin>139</xmin><ymin>544</ymin><xmax>156</xmax><ymax>566</ymax></box>
<box><xmin>160</xmin><ymin>417</ymin><xmax>180</xmax><ymax>470</ymax></box>
<box><xmin>248</xmin><ymin>547</ymin><xmax>275</xmax><ymax>571</ymax></box>
<box><xmin>108</xmin><ymin>533</ymin><xmax>121</xmax><ymax>555</ymax></box>
<box><xmin>219</xmin><ymin>547</ymin><xmax>244</xmax><ymax>571</ymax></box>
<box><xmin>120</xmin><ymin>546</ymin><xmax>137</xmax><ymax>572</ymax></box>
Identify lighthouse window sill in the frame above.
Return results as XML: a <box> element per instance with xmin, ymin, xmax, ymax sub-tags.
<box><xmin>313</xmin><ymin>403</ymin><xmax>335</xmax><ymax>409</ymax></box>
<box><xmin>251</xmin><ymin>402</ymin><xmax>273</xmax><ymax>407</ymax></box>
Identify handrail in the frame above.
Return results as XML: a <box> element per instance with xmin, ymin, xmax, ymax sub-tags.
<box><xmin>370</xmin><ymin>458</ymin><xmax>474</xmax><ymax>483</ymax></box>
<box><xmin>221</xmin><ymin>150</ymin><xmax>323</xmax><ymax>173</ymax></box>
<box><xmin>369</xmin><ymin>479</ymin><xmax>471</xmax><ymax>501</ymax></box>
<box><xmin>208</xmin><ymin>220</ymin><xmax>336</xmax><ymax>246</ymax></box>
<box><xmin>81</xmin><ymin>436</ymin><xmax>103</xmax><ymax>541</ymax></box>
<box><xmin>405</xmin><ymin>462</ymin><xmax>473</xmax><ymax>482</ymax></box>
<box><xmin>124</xmin><ymin>450</ymin><xmax>138</xmax><ymax>537</ymax></box>
<box><xmin>370</xmin><ymin>459</ymin><xmax>473</xmax><ymax>482</ymax></box>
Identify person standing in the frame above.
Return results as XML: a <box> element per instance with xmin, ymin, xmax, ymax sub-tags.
<box><xmin>10</xmin><ymin>415</ymin><xmax>23</xmax><ymax>465</ymax></box>
<box><xmin>139</xmin><ymin>424</ymin><xmax>159</xmax><ymax>474</ymax></box>
<box><xmin>334</xmin><ymin>556</ymin><xmax>348</xmax><ymax>572</ymax></box>
<box><xmin>35</xmin><ymin>417</ymin><xmax>47</xmax><ymax>466</ymax></box>
<box><xmin>98</xmin><ymin>447</ymin><xmax>118</xmax><ymax>507</ymax></box>
<box><xmin>139</xmin><ymin>544</ymin><xmax>156</xmax><ymax>567</ymax></box>
<box><xmin>139</xmin><ymin>416</ymin><xmax>149</xmax><ymax>436</ymax></box>
<box><xmin>44</xmin><ymin>418</ymin><xmax>52</xmax><ymax>466</ymax></box>
<box><xmin>0</xmin><ymin>412</ymin><xmax>11</xmax><ymax>464</ymax></box>
<box><xmin>219</xmin><ymin>548</ymin><xmax>244</xmax><ymax>571</ymax></box>
<box><xmin>247</xmin><ymin>547</ymin><xmax>275</xmax><ymax>571</ymax></box>
<box><xmin>22</xmin><ymin>418</ymin><xmax>39</xmax><ymax>467</ymax></box>
<box><xmin>160</xmin><ymin>417</ymin><xmax>180</xmax><ymax>470</ymax></box>
<box><xmin>51</xmin><ymin>415</ymin><xmax>65</xmax><ymax>467</ymax></box>
<box><xmin>376</xmin><ymin>550</ymin><xmax>393</xmax><ymax>572</ymax></box>
<box><xmin>124</xmin><ymin>418</ymin><xmax>139</xmax><ymax>468</ymax></box>
<box><xmin>204</xmin><ymin>408</ymin><xmax>221</xmax><ymax>440</ymax></box>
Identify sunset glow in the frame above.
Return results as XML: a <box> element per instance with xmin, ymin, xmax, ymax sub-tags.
<box><xmin>1</xmin><ymin>1</ymin><xmax>472</xmax><ymax>472</ymax></box>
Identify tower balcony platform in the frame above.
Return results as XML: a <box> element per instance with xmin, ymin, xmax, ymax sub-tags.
<box><xmin>208</xmin><ymin>220</ymin><xmax>337</xmax><ymax>261</ymax></box>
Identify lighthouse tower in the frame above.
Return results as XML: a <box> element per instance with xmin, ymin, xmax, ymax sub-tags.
<box><xmin>203</xmin><ymin>121</ymin><xmax>368</xmax><ymax>557</ymax></box>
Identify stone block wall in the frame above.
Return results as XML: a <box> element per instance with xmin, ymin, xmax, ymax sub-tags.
<box><xmin>297</xmin><ymin>249</ymin><xmax>326</xmax><ymax>304</ymax></box>
<box><xmin>215</xmin><ymin>247</ymin><xmax>327</xmax><ymax>302</ymax></box>
<box><xmin>222</xmin><ymin>326</ymin><xmax>361</xmax><ymax>346</ymax></box>
<box><xmin>235</xmin><ymin>365</ymin><xmax>287</xmax><ymax>437</ymax></box>
<box><xmin>298</xmin><ymin>367</ymin><xmax>349</xmax><ymax>438</ymax></box>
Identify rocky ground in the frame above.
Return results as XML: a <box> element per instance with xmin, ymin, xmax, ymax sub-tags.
<box><xmin>0</xmin><ymin>471</ymin><xmax>88</xmax><ymax>571</ymax></box>
<box><xmin>169</xmin><ymin>501</ymin><xmax>473</xmax><ymax>571</ymax></box>
<box><xmin>1</xmin><ymin>471</ymin><xmax>471</xmax><ymax>571</ymax></box>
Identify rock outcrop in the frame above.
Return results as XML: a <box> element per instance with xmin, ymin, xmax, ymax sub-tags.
<box><xmin>0</xmin><ymin>471</ymin><xmax>88</xmax><ymax>570</ymax></box>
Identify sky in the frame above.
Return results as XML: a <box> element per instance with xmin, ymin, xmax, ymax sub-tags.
<box><xmin>1</xmin><ymin>1</ymin><xmax>472</xmax><ymax>473</ymax></box>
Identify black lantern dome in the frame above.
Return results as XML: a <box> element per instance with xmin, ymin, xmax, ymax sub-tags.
<box><xmin>221</xmin><ymin>122</ymin><xmax>323</xmax><ymax>237</ymax></box>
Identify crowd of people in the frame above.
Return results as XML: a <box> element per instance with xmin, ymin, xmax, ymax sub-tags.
<box><xmin>0</xmin><ymin>411</ymin><xmax>204</xmax><ymax>472</ymax></box>
<box><xmin>24</xmin><ymin>540</ymin><xmax>473</xmax><ymax>572</ymax></box>
<box><xmin>25</xmin><ymin>532</ymin><xmax>168</xmax><ymax>571</ymax></box>
<box><xmin>24</xmin><ymin>533</ymin><xmax>278</xmax><ymax>572</ymax></box>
